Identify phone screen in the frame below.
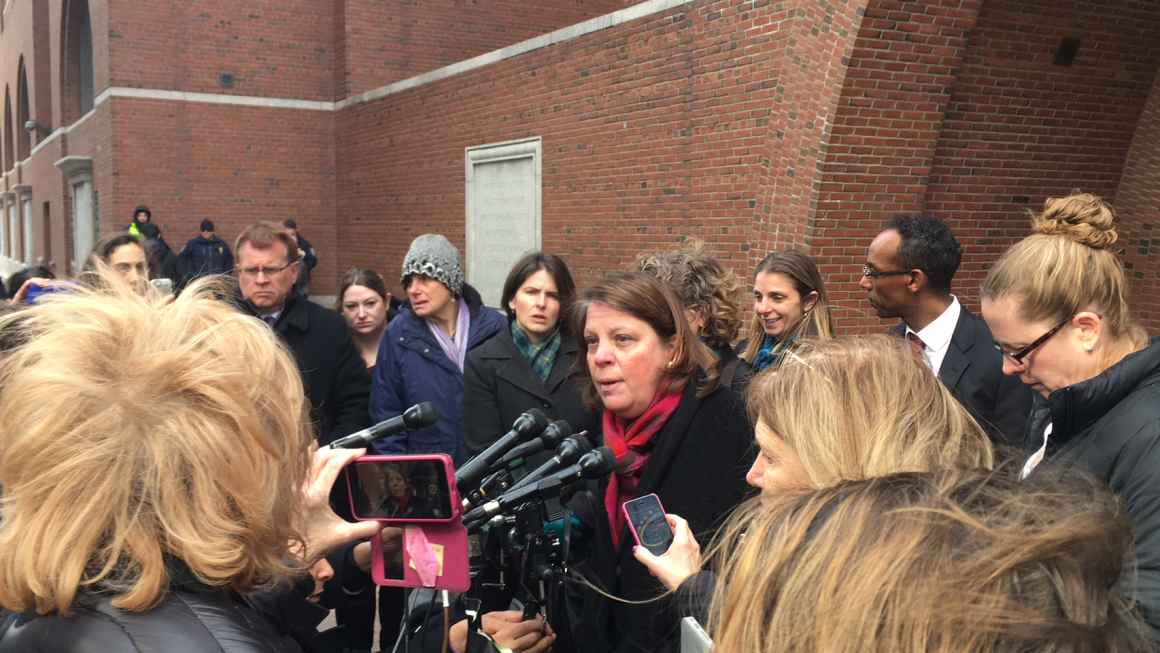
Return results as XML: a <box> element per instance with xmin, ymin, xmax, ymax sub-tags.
<box><xmin>624</xmin><ymin>494</ymin><xmax>674</xmax><ymax>556</ymax></box>
<box><xmin>348</xmin><ymin>459</ymin><xmax>454</xmax><ymax>521</ymax></box>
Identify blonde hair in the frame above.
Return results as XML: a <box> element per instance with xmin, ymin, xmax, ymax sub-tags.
<box><xmin>982</xmin><ymin>193</ymin><xmax>1147</xmax><ymax>346</ymax></box>
<box><xmin>0</xmin><ymin>271</ymin><xmax>312</xmax><ymax>616</ymax></box>
<box><xmin>741</xmin><ymin>249</ymin><xmax>835</xmax><ymax>365</ymax></box>
<box><xmin>635</xmin><ymin>240</ymin><xmax>744</xmax><ymax>351</ymax></box>
<box><xmin>748</xmin><ymin>335</ymin><xmax>994</xmax><ymax>487</ymax></box>
<box><xmin>707</xmin><ymin>468</ymin><xmax>1152</xmax><ymax>652</ymax></box>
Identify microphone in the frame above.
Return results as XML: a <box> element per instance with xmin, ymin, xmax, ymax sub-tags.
<box><xmin>507</xmin><ymin>434</ymin><xmax>592</xmax><ymax>492</ymax></box>
<box><xmin>455</xmin><ymin>409</ymin><xmax>550</xmax><ymax>494</ymax></box>
<box><xmin>496</xmin><ymin>420</ymin><xmax>574</xmax><ymax>468</ymax></box>
<box><xmin>328</xmin><ymin>402</ymin><xmax>438</xmax><ymax>449</ymax></box>
<box><xmin>463</xmin><ymin>447</ymin><xmax>616</xmax><ymax>528</ymax></box>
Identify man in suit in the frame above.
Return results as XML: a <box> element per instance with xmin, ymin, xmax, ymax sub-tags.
<box><xmin>859</xmin><ymin>215</ymin><xmax>1032</xmax><ymax>445</ymax></box>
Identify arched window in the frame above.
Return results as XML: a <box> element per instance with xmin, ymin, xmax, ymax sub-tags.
<box><xmin>16</xmin><ymin>57</ymin><xmax>30</xmax><ymax>160</ymax></box>
<box><xmin>3</xmin><ymin>86</ymin><xmax>12</xmax><ymax>172</ymax></box>
<box><xmin>61</xmin><ymin>0</ymin><xmax>93</xmax><ymax>122</ymax></box>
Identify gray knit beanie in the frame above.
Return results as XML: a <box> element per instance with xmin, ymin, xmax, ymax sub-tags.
<box><xmin>401</xmin><ymin>234</ymin><xmax>464</xmax><ymax>296</ymax></box>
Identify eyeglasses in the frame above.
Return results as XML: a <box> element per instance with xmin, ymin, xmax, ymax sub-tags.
<box><xmin>995</xmin><ymin>318</ymin><xmax>1070</xmax><ymax>365</ymax></box>
<box><xmin>238</xmin><ymin>262</ymin><xmax>294</xmax><ymax>278</ymax></box>
<box><xmin>861</xmin><ymin>264</ymin><xmax>913</xmax><ymax>279</ymax></box>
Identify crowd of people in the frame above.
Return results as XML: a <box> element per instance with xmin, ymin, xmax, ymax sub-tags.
<box><xmin>0</xmin><ymin>191</ymin><xmax>1157</xmax><ymax>653</ymax></box>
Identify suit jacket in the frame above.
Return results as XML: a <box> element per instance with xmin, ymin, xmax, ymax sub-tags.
<box><xmin>570</xmin><ymin>379</ymin><xmax>754</xmax><ymax>653</ymax></box>
<box><xmin>463</xmin><ymin>325</ymin><xmax>600</xmax><ymax>461</ymax></box>
<box><xmin>892</xmin><ymin>306</ymin><xmax>1032</xmax><ymax>446</ymax></box>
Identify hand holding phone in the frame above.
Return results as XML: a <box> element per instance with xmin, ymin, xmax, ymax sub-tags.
<box><xmin>623</xmin><ymin>493</ymin><xmax>675</xmax><ymax>556</ymax></box>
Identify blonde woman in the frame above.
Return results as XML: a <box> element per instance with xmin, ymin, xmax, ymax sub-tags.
<box><xmin>0</xmin><ymin>273</ymin><xmax>378</xmax><ymax>651</ymax></box>
<box><xmin>709</xmin><ymin>468</ymin><xmax>1155</xmax><ymax>652</ymax></box>
<box><xmin>980</xmin><ymin>192</ymin><xmax>1160</xmax><ymax>634</ymax></box>
<box><xmin>634</xmin><ymin>334</ymin><xmax>994</xmax><ymax>591</ymax></box>
<box><xmin>739</xmin><ymin>249</ymin><xmax>835</xmax><ymax>372</ymax></box>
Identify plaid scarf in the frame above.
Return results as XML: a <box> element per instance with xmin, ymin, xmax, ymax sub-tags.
<box><xmin>510</xmin><ymin>321</ymin><xmax>562</xmax><ymax>382</ymax></box>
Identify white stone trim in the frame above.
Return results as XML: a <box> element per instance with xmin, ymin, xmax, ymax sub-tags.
<box><xmin>95</xmin><ymin>86</ymin><xmax>338</xmax><ymax>112</ymax></box>
<box><xmin>336</xmin><ymin>0</ymin><xmax>695</xmax><ymax>110</ymax></box>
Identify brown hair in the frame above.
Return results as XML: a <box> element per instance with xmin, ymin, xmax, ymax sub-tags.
<box><xmin>636</xmin><ymin>239</ymin><xmax>744</xmax><ymax>352</ymax></box>
<box><xmin>0</xmin><ymin>273</ymin><xmax>312</xmax><ymax>616</ymax></box>
<box><xmin>707</xmin><ymin>467</ymin><xmax>1152</xmax><ymax>653</ymax></box>
<box><xmin>570</xmin><ymin>271</ymin><xmax>719</xmax><ymax>409</ymax></box>
<box><xmin>748</xmin><ymin>335</ymin><xmax>994</xmax><ymax>487</ymax></box>
<box><xmin>741</xmin><ymin>249</ymin><xmax>835</xmax><ymax>365</ymax></box>
<box><xmin>982</xmin><ymin>193</ymin><xmax>1146</xmax><ymax>348</ymax></box>
<box><xmin>335</xmin><ymin>267</ymin><xmax>389</xmax><ymax>311</ymax></box>
<box><xmin>234</xmin><ymin>221</ymin><xmax>301</xmax><ymax>263</ymax></box>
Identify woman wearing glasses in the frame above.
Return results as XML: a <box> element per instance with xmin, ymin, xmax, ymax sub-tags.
<box><xmin>738</xmin><ymin>250</ymin><xmax>835</xmax><ymax>372</ymax></box>
<box><xmin>981</xmin><ymin>192</ymin><xmax>1160</xmax><ymax>635</ymax></box>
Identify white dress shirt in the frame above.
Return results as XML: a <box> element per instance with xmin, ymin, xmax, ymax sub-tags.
<box><xmin>905</xmin><ymin>296</ymin><xmax>961</xmax><ymax>376</ymax></box>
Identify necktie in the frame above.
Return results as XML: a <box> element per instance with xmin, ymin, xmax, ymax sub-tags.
<box><xmin>906</xmin><ymin>331</ymin><xmax>927</xmax><ymax>363</ymax></box>
<box><xmin>263</xmin><ymin>315</ymin><xmax>278</xmax><ymax>327</ymax></box>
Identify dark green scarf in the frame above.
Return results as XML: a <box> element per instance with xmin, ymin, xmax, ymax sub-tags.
<box><xmin>511</xmin><ymin>321</ymin><xmax>562</xmax><ymax>382</ymax></box>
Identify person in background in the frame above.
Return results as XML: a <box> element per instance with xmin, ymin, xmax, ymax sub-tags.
<box><xmin>637</xmin><ymin>240</ymin><xmax>751</xmax><ymax>396</ymax></box>
<box><xmin>4</xmin><ymin>266</ymin><xmax>53</xmax><ymax>301</ymax></box>
<box><xmin>568</xmin><ymin>272</ymin><xmax>753</xmax><ymax>653</ymax></box>
<box><xmin>126</xmin><ymin>205</ymin><xmax>160</xmax><ymax>241</ymax></box>
<box><xmin>336</xmin><ymin>267</ymin><xmax>395</xmax><ymax>371</ymax></box>
<box><xmin>463</xmin><ymin>252</ymin><xmax>598</xmax><ymax>463</ymax></box>
<box><xmin>88</xmin><ymin>233</ymin><xmax>150</xmax><ymax>294</ymax></box>
<box><xmin>179</xmin><ymin>219</ymin><xmax>233</xmax><ymax>288</ymax></box>
<box><xmin>860</xmin><ymin>215</ymin><xmax>1032</xmax><ymax>445</ymax></box>
<box><xmin>370</xmin><ymin>234</ymin><xmax>504</xmax><ymax>463</ymax></box>
<box><xmin>980</xmin><ymin>192</ymin><xmax>1160</xmax><ymax>636</ymax></box>
<box><xmin>635</xmin><ymin>335</ymin><xmax>994</xmax><ymax>614</ymax></box>
<box><xmin>707</xmin><ymin>468</ymin><xmax>1155</xmax><ymax>653</ymax></box>
<box><xmin>738</xmin><ymin>249</ymin><xmax>835</xmax><ymax>372</ymax></box>
<box><xmin>0</xmin><ymin>272</ymin><xmax>380</xmax><ymax>652</ymax></box>
<box><xmin>283</xmin><ymin>218</ymin><xmax>317</xmax><ymax>297</ymax></box>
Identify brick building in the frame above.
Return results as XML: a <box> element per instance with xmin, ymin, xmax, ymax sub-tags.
<box><xmin>0</xmin><ymin>0</ymin><xmax>1156</xmax><ymax>332</ymax></box>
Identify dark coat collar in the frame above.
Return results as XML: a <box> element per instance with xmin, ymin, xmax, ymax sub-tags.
<box><xmin>892</xmin><ymin>305</ymin><xmax>981</xmax><ymax>392</ymax></box>
<box><xmin>477</xmin><ymin>324</ymin><xmax>580</xmax><ymax>395</ymax></box>
<box><xmin>1047</xmin><ymin>337</ymin><xmax>1160</xmax><ymax>443</ymax></box>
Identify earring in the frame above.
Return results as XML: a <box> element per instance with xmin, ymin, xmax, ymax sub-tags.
<box><xmin>666</xmin><ymin>359</ymin><xmax>676</xmax><ymax>369</ymax></box>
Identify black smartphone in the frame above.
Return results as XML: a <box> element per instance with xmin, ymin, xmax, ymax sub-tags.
<box><xmin>623</xmin><ymin>493</ymin><xmax>674</xmax><ymax>556</ymax></box>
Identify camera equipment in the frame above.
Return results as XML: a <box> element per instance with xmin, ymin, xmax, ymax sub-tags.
<box><xmin>454</xmin><ymin>408</ymin><xmax>550</xmax><ymax>495</ymax></box>
<box><xmin>452</xmin><ymin>412</ymin><xmax>617</xmax><ymax>653</ymax></box>
<box><xmin>329</xmin><ymin>401</ymin><xmax>438</xmax><ymax>449</ymax></box>
<box><xmin>462</xmin><ymin>447</ymin><xmax>614</xmax><ymax>529</ymax></box>
<box><xmin>497</xmin><ymin>419</ymin><xmax>574</xmax><ymax>468</ymax></box>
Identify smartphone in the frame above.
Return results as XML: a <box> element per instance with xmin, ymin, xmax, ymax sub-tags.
<box><xmin>346</xmin><ymin>454</ymin><xmax>460</xmax><ymax>523</ymax></box>
<box><xmin>371</xmin><ymin>523</ymin><xmax>471</xmax><ymax>592</ymax></box>
<box><xmin>149</xmin><ymin>278</ymin><xmax>174</xmax><ymax>296</ymax></box>
<box><xmin>623</xmin><ymin>493</ymin><xmax>674</xmax><ymax>556</ymax></box>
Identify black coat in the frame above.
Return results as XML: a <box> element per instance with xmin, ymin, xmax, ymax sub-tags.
<box><xmin>244</xmin><ymin>293</ymin><xmax>371</xmax><ymax>446</ymax></box>
<box><xmin>179</xmin><ymin>234</ymin><xmax>233</xmax><ymax>285</ymax></box>
<box><xmin>0</xmin><ymin>581</ymin><xmax>309</xmax><ymax>653</ymax></box>
<box><xmin>463</xmin><ymin>326</ymin><xmax>599</xmax><ymax>461</ymax></box>
<box><xmin>570</xmin><ymin>379</ymin><xmax>754</xmax><ymax>653</ymax></box>
<box><xmin>892</xmin><ymin>306</ymin><xmax>1033</xmax><ymax>446</ymax></box>
<box><xmin>1026</xmin><ymin>337</ymin><xmax>1160</xmax><ymax>636</ymax></box>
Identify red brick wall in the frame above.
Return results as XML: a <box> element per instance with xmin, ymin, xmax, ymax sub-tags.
<box><xmin>1116</xmin><ymin>68</ymin><xmax>1160</xmax><ymax>335</ymax></box>
<box><xmin>335</xmin><ymin>0</ymin><xmax>821</xmax><ymax>297</ymax></box>
<box><xmin>106</xmin><ymin>99</ymin><xmax>338</xmax><ymax>287</ymax></box>
<box><xmin>107</xmin><ymin>0</ymin><xmax>339</xmax><ymax>100</ymax></box>
<box><xmin>813</xmin><ymin>0</ymin><xmax>984</xmax><ymax>333</ymax></box>
<box><xmin>814</xmin><ymin>0</ymin><xmax>1160</xmax><ymax>334</ymax></box>
<box><xmin>340</xmin><ymin>0</ymin><xmax>630</xmax><ymax>95</ymax></box>
<box><xmin>925</xmin><ymin>0</ymin><xmax>1160</xmax><ymax>318</ymax></box>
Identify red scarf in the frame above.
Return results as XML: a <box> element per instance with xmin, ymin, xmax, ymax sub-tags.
<box><xmin>603</xmin><ymin>389</ymin><xmax>683</xmax><ymax>550</ymax></box>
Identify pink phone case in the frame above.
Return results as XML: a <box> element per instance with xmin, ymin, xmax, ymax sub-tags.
<box><xmin>346</xmin><ymin>453</ymin><xmax>462</xmax><ymax>523</ymax></box>
<box><xmin>622</xmin><ymin>493</ymin><xmax>673</xmax><ymax>551</ymax></box>
<box><xmin>371</xmin><ymin>522</ymin><xmax>471</xmax><ymax>592</ymax></box>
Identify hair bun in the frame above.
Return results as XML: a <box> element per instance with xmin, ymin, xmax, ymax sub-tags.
<box><xmin>1031</xmin><ymin>193</ymin><xmax>1119</xmax><ymax>249</ymax></box>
